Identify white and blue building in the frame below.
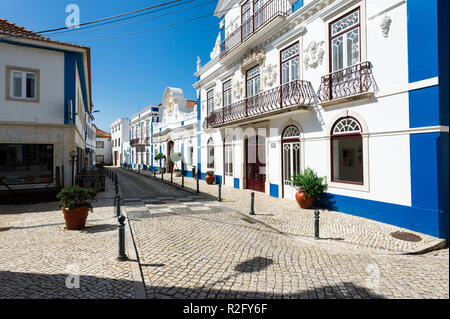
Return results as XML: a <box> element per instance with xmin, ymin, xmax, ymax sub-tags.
<box><xmin>191</xmin><ymin>0</ymin><xmax>448</xmax><ymax>240</ymax></box>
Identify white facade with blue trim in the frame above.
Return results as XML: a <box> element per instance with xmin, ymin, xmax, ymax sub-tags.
<box><xmin>0</xmin><ymin>20</ymin><xmax>94</xmax><ymax>189</ymax></box>
<box><xmin>191</xmin><ymin>0</ymin><xmax>448</xmax><ymax>240</ymax></box>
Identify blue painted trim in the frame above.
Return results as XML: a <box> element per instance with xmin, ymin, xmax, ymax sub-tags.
<box><xmin>270</xmin><ymin>184</ymin><xmax>279</xmax><ymax>198</ymax></box>
<box><xmin>64</xmin><ymin>53</ymin><xmax>76</xmax><ymax>124</ymax></box>
<box><xmin>318</xmin><ymin>192</ymin><xmax>448</xmax><ymax>241</ymax></box>
<box><xmin>234</xmin><ymin>178</ymin><xmax>240</xmax><ymax>189</ymax></box>
<box><xmin>181</xmin><ymin>121</ymin><xmax>184</xmax><ymax>127</ymax></box>
<box><xmin>409</xmin><ymin>85</ymin><xmax>440</xmax><ymax>128</ymax></box>
<box><xmin>292</xmin><ymin>0</ymin><xmax>303</xmax><ymax>12</ymax></box>
<box><xmin>438</xmin><ymin>0</ymin><xmax>449</xmax><ymax>127</ymax></box>
<box><xmin>407</xmin><ymin>0</ymin><xmax>439</xmax><ymax>83</ymax></box>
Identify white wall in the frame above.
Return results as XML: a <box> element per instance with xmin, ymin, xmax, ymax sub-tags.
<box><xmin>0</xmin><ymin>42</ymin><xmax>65</xmax><ymax>124</ymax></box>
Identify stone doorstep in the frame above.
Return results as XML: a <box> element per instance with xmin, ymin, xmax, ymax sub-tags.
<box><xmin>116</xmin><ymin>168</ymin><xmax>447</xmax><ymax>255</ymax></box>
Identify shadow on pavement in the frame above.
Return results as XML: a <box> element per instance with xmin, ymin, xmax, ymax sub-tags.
<box><xmin>0</xmin><ymin>270</ymin><xmax>386</xmax><ymax>299</ymax></box>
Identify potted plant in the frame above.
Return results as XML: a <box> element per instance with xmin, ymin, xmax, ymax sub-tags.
<box><xmin>169</xmin><ymin>152</ymin><xmax>183</xmax><ymax>177</ymax></box>
<box><xmin>154</xmin><ymin>153</ymin><xmax>166</xmax><ymax>173</ymax></box>
<box><xmin>57</xmin><ymin>186</ymin><xmax>96</xmax><ymax>230</ymax></box>
<box><xmin>290</xmin><ymin>168</ymin><xmax>327</xmax><ymax>209</ymax></box>
<box><xmin>205</xmin><ymin>170</ymin><xmax>215</xmax><ymax>184</ymax></box>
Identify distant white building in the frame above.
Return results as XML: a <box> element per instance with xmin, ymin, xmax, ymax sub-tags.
<box><xmin>0</xmin><ymin>18</ymin><xmax>94</xmax><ymax>189</ymax></box>
<box><xmin>110</xmin><ymin>117</ymin><xmax>129</xmax><ymax>167</ymax></box>
<box><xmin>95</xmin><ymin>127</ymin><xmax>112</xmax><ymax>165</ymax></box>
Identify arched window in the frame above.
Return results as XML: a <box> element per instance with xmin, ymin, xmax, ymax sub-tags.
<box><xmin>331</xmin><ymin>117</ymin><xmax>363</xmax><ymax>184</ymax></box>
<box><xmin>207</xmin><ymin>137</ymin><xmax>214</xmax><ymax>169</ymax></box>
<box><xmin>282</xmin><ymin>125</ymin><xmax>301</xmax><ymax>199</ymax></box>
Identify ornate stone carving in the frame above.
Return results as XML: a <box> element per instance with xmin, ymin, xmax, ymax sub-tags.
<box><xmin>262</xmin><ymin>63</ymin><xmax>277</xmax><ymax>88</ymax></box>
<box><xmin>214</xmin><ymin>87</ymin><xmax>222</xmax><ymax>107</ymax></box>
<box><xmin>210</xmin><ymin>32</ymin><xmax>221</xmax><ymax>60</ymax></box>
<box><xmin>226</xmin><ymin>16</ymin><xmax>239</xmax><ymax>38</ymax></box>
<box><xmin>380</xmin><ymin>15</ymin><xmax>392</xmax><ymax>38</ymax></box>
<box><xmin>303</xmin><ymin>40</ymin><xmax>324</xmax><ymax>70</ymax></box>
<box><xmin>196</xmin><ymin>56</ymin><xmax>201</xmax><ymax>72</ymax></box>
<box><xmin>233</xmin><ymin>77</ymin><xmax>243</xmax><ymax>100</ymax></box>
<box><xmin>240</xmin><ymin>49</ymin><xmax>266</xmax><ymax>74</ymax></box>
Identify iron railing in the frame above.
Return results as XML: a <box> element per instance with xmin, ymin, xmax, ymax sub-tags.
<box><xmin>219</xmin><ymin>0</ymin><xmax>290</xmax><ymax>59</ymax></box>
<box><xmin>317</xmin><ymin>61</ymin><xmax>378</xmax><ymax>103</ymax></box>
<box><xmin>205</xmin><ymin>80</ymin><xmax>315</xmax><ymax>128</ymax></box>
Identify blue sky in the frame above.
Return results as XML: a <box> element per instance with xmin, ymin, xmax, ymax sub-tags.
<box><xmin>0</xmin><ymin>0</ymin><xmax>220</xmax><ymax>131</ymax></box>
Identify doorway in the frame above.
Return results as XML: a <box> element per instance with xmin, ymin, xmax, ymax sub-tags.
<box><xmin>246</xmin><ymin>135</ymin><xmax>266</xmax><ymax>193</ymax></box>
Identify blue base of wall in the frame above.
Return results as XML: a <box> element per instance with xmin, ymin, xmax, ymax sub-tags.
<box><xmin>317</xmin><ymin>193</ymin><xmax>449</xmax><ymax>241</ymax></box>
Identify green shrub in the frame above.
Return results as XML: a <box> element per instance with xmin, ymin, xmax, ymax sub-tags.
<box><xmin>290</xmin><ymin>168</ymin><xmax>328</xmax><ymax>200</ymax></box>
<box><xmin>206</xmin><ymin>170</ymin><xmax>214</xmax><ymax>176</ymax></box>
<box><xmin>154</xmin><ymin>153</ymin><xmax>166</xmax><ymax>161</ymax></box>
<box><xmin>56</xmin><ymin>186</ymin><xmax>96</xmax><ymax>211</ymax></box>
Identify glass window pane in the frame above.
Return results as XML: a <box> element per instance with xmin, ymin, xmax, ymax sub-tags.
<box><xmin>332</xmin><ymin>36</ymin><xmax>343</xmax><ymax>71</ymax></box>
<box><xmin>291</xmin><ymin>57</ymin><xmax>299</xmax><ymax>81</ymax></box>
<box><xmin>346</xmin><ymin>28</ymin><xmax>360</xmax><ymax>67</ymax></box>
<box><xmin>26</xmin><ymin>73</ymin><xmax>36</xmax><ymax>99</ymax></box>
<box><xmin>332</xmin><ymin>137</ymin><xmax>363</xmax><ymax>183</ymax></box>
<box><xmin>331</xmin><ymin>10</ymin><xmax>359</xmax><ymax>36</ymax></box>
<box><xmin>13</xmin><ymin>72</ymin><xmax>22</xmax><ymax>97</ymax></box>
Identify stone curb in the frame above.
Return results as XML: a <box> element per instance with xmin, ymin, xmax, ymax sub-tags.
<box><xmin>116</xmin><ymin>168</ymin><xmax>447</xmax><ymax>256</ymax></box>
<box><xmin>107</xmin><ymin>170</ymin><xmax>147</xmax><ymax>299</ymax></box>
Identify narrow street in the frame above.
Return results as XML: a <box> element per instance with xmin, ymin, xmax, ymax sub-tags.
<box><xmin>113</xmin><ymin>168</ymin><xmax>449</xmax><ymax>299</ymax></box>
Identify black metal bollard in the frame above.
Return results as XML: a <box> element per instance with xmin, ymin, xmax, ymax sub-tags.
<box><xmin>116</xmin><ymin>194</ymin><xmax>121</xmax><ymax>217</ymax></box>
<box><xmin>181</xmin><ymin>172</ymin><xmax>184</xmax><ymax>187</ymax></box>
<box><xmin>117</xmin><ymin>215</ymin><xmax>128</xmax><ymax>261</ymax></box>
<box><xmin>170</xmin><ymin>172</ymin><xmax>173</xmax><ymax>183</ymax></box>
<box><xmin>115</xmin><ymin>179</ymin><xmax>118</xmax><ymax>195</ymax></box>
<box><xmin>249</xmin><ymin>192</ymin><xmax>255</xmax><ymax>215</ymax></box>
<box><xmin>161</xmin><ymin>171</ymin><xmax>164</xmax><ymax>180</ymax></box>
<box><xmin>153</xmin><ymin>170</ymin><xmax>156</xmax><ymax>177</ymax></box>
<box><xmin>196</xmin><ymin>170</ymin><xmax>200</xmax><ymax>193</ymax></box>
<box><xmin>218</xmin><ymin>184</ymin><xmax>222</xmax><ymax>202</ymax></box>
<box><xmin>314</xmin><ymin>210</ymin><xmax>320</xmax><ymax>240</ymax></box>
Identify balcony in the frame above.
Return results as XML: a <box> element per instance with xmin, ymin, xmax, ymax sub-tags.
<box><xmin>317</xmin><ymin>61</ymin><xmax>378</xmax><ymax>106</ymax></box>
<box><xmin>204</xmin><ymin>80</ymin><xmax>315</xmax><ymax>128</ymax></box>
<box><xmin>219</xmin><ymin>0</ymin><xmax>290</xmax><ymax>59</ymax></box>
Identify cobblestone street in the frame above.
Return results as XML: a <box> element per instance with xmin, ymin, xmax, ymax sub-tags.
<box><xmin>116</xmin><ymin>168</ymin><xmax>449</xmax><ymax>299</ymax></box>
<box><xmin>0</xmin><ymin>168</ymin><xmax>448</xmax><ymax>299</ymax></box>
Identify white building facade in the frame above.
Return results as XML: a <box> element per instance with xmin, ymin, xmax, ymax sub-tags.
<box><xmin>110</xmin><ymin>117</ymin><xmax>129</xmax><ymax>167</ymax></box>
<box><xmin>95</xmin><ymin>128</ymin><xmax>112</xmax><ymax>165</ymax></box>
<box><xmin>0</xmin><ymin>18</ymin><xmax>94</xmax><ymax>189</ymax></box>
<box><xmin>193</xmin><ymin>0</ymin><xmax>449</xmax><ymax>240</ymax></box>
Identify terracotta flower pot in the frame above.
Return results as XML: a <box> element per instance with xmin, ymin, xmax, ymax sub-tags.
<box><xmin>295</xmin><ymin>191</ymin><xmax>315</xmax><ymax>209</ymax></box>
<box><xmin>62</xmin><ymin>206</ymin><xmax>90</xmax><ymax>230</ymax></box>
<box><xmin>205</xmin><ymin>174</ymin><xmax>214</xmax><ymax>184</ymax></box>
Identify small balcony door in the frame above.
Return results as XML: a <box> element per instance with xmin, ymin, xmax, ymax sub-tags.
<box><xmin>282</xmin><ymin>126</ymin><xmax>301</xmax><ymax>199</ymax></box>
<box><xmin>242</xmin><ymin>1</ymin><xmax>252</xmax><ymax>40</ymax></box>
<box><xmin>224</xmin><ymin>136</ymin><xmax>233</xmax><ymax>186</ymax></box>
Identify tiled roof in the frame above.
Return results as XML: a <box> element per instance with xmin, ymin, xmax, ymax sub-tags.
<box><xmin>96</xmin><ymin>129</ymin><xmax>111</xmax><ymax>137</ymax></box>
<box><xmin>0</xmin><ymin>17</ymin><xmax>88</xmax><ymax>49</ymax></box>
<box><xmin>186</xmin><ymin>100</ymin><xmax>197</xmax><ymax>109</ymax></box>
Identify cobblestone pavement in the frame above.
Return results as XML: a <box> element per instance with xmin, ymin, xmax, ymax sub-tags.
<box><xmin>133</xmin><ymin>169</ymin><xmax>445</xmax><ymax>254</ymax></box>
<box><xmin>0</xmin><ymin>180</ymin><xmax>137</xmax><ymax>299</ymax></box>
<box><xmin>115</xmin><ymin>168</ymin><xmax>449</xmax><ymax>299</ymax></box>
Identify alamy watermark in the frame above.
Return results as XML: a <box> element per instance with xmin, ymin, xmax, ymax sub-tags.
<box><xmin>65</xmin><ymin>4</ymin><xmax>80</xmax><ymax>29</ymax></box>
<box><xmin>65</xmin><ymin>264</ymin><xmax>80</xmax><ymax>289</ymax></box>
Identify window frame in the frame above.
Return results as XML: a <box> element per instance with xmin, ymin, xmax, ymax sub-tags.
<box><xmin>223</xmin><ymin>79</ymin><xmax>232</xmax><ymax>107</ymax></box>
<box><xmin>246</xmin><ymin>65</ymin><xmax>260</xmax><ymax>98</ymax></box>
<box><xmin>96</xmin><ymin>141</ymin><xmax>104</xmax><ymax>149</ymax></box>
<box><xmin>207</xmin><ymin>89</ymin><xmax>215</xmax><ymax>115</ymax></box>
<box><xmin>330</xmin><ymin>116</ymin><xmax>364</xmax><ymax>186</ymax></box>
<box><xmin>280</xmin><ymin>42</ymin><xmax>300</xmax><ymax>85</ymax></box>
<box><xmin>96</xmin><ymin>155</ymin><xmax>104</xmax><ymax>163</ymax></box>
<box><xmin>6</xmin><ymin>66</ymin><xmax>40</xmax><ymax>103</ymax></box>
<box><xmin>207</xmin><ymin>137</ymin><xmax>215</xmax><ymax>169</ymax></box>
<box><xmin>328</xmin><ymin>7</ymin><xmax>361</xmax><ymax>73</ymax></box>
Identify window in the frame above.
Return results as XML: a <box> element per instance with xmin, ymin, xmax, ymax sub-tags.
<box><xmin>207</xmin><ymin>137</ymin><xmax>214</xmax><ymax>169</ymax></box>
<box><xmin>330</xmin><ymin>9</ymin><xmax>360</xmax><ymax>72</ymax></box>
<box><xmin>0</xmin><ymin>144</ymin><xmax>53</xmax><ymax>184</ymax></box>
<box><xmin>282</xmin><ymin>126</ymin><xmax>301</xmax><ymax>199</ymax></box>
<box><xmin>223</xmin><ymin>80</ymin><xmax>232</xmax><ymax>107</ymax></box>
<box><xmin>7</xmin><ymin>67</ymin><xmax>39</xmax><ymax>101</ymax></box>
<box><xmin>96</xmin><ymin>141</ymin><xmax>104</xmax><ymax>148</ymax></box>
<box><xmin>331</xmin><ymin>117</ymin><xmax>363</xmax><ymax>184</ymax></box>
<box><xmin>281</xmin><ymin>43</ymin><xmax>299</xmax><ymax>84</ymax></box>
<box><xmin>224</xmin><ymin>136</ymin><xmax>233</xmax><ymax>177</ymax></box>
<box><xmin>187</xmin><ymin>146</ymin><xmax>194</xmax><ymax>166</ymax></box>
<box><xmin>242</xmin><ymin>1</ymin><xmax>252</xmax><ymax>40</ymax></box>
<box><xmin>207</xmin><ymin>90</ymin><xmax>214</xmax><ymax>114</ymax></box>
<box><xmin>96</xmin><ymin>155</ymin><xmax>104</xmax><ymax>163</ymax></box>
<box><xmin>118</xmin><ymin>138</ymin><xmax>120</xmax><ymax>146</ymax></box>
<box><xmin>246</xmin><ymin>65</ymin><xmax>260</xmax><ymax>97</ymax></box>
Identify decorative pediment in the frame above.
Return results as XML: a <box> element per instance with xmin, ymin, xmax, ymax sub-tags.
<box><xmin>240</xmin><ymin>49</ymin><xmax>266</xmax><ymax>75</ymax></box>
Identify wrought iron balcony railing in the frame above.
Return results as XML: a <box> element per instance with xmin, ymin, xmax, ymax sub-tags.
<box><xmin>219</xmin><ymin>0</ymin><xmax>290</xmax><ymax>59</ymax></box>
<box><xmin>205</xmin><ymin>80</ymin><xmax>315</xmax><ymax>128</ymax></box>
<box><xmin>317</xmin><ymin>61</ymin><xmax>378</xmax><ymax>103</ymax></box>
